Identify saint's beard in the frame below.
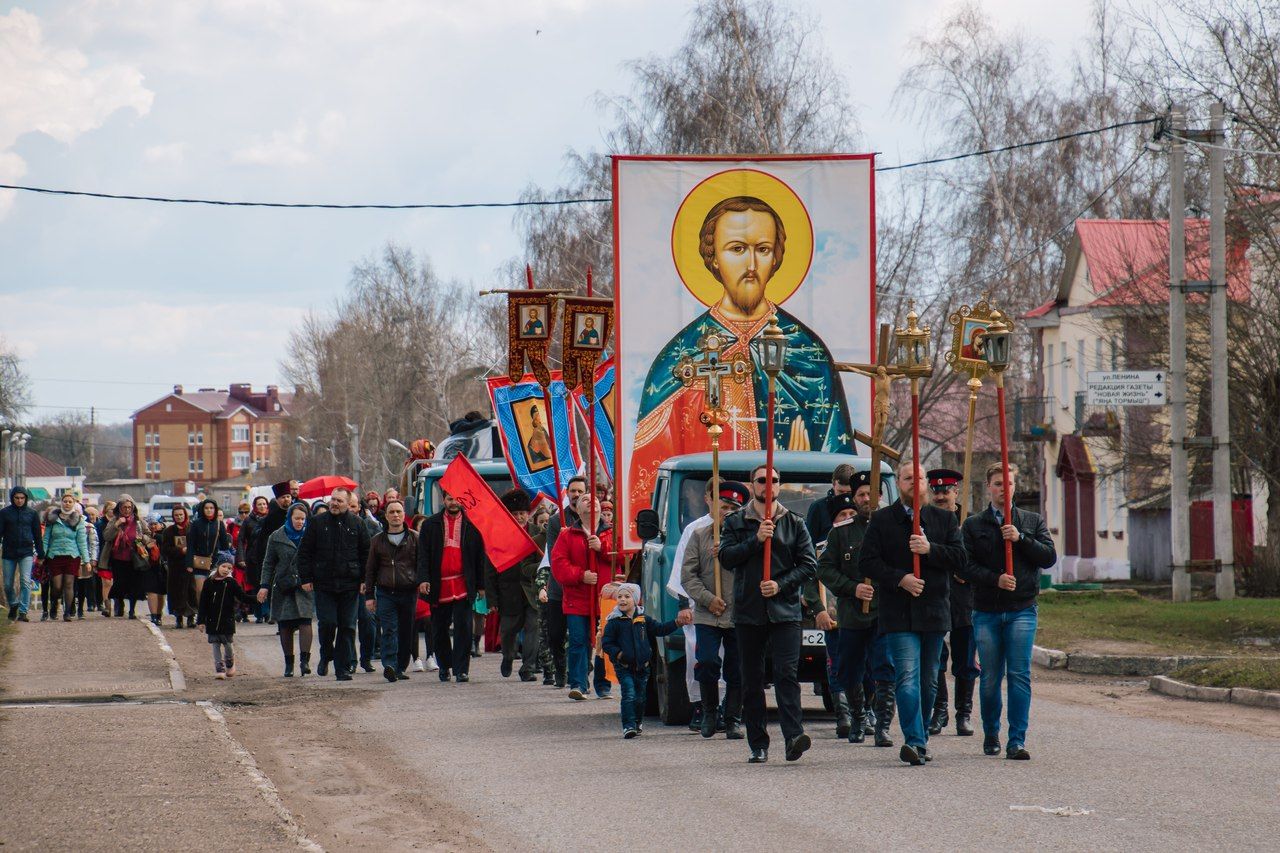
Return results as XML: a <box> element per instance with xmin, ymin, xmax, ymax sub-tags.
<box><xmin>722</xmin><ymin>274</ymin><xmax>767</xmax><ymax>317</ymax></box>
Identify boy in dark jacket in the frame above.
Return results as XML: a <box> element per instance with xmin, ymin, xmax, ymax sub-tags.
<box><xmin>197</xmin><ymin>551</ymin><xmax>256</xmax><ymax>679</ymax></box>
<box><xmin>601</xmin><ymin>583</ymin><xmax>682</xmax><ymax>738</ymax></box>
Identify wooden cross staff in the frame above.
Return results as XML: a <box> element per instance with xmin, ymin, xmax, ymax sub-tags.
<box><xmin>834</xmin><ymin>323</ymin><xmax>906</xmax><ymax>613</ymax></box>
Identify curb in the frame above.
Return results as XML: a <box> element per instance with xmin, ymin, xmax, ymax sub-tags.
<box><xmin>1148</xmin><ymin>675</ymin><xmax>1280</xmax><ymax>710</ymax></box>
<box><xmin>144</xmin><ymin>620</ymin><xmax>187</xmax><ymax>693</ymax></box>
<box><xmin>1031</xmin><ymin>644</ymin><xmax>1280</xmax><ymax>678</ymax></box>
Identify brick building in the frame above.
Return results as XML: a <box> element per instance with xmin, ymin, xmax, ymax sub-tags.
<box><xmin>130</xmin><ymin>384</ymin><xmax>295</xmax><ymax>485</ymax></box>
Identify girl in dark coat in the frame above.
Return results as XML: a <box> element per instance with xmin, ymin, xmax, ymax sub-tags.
<box><xmin>197</xmin><ymin>551</ymin><xmax>256</xmax><ymax>679</ymax></box>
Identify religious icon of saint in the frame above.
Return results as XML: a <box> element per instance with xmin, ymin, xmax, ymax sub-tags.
<box><xmin>522</xmin><ymin>307</ymin><xmax>545</xmax><ymax>338</ymax></box>
<box><xmin>960</xmin><ymin>323</ymin><xmax>987</xmax><ymax>361</ymax></box>
<box><xmin>576</xmin><ymin>315</ymin><xmax>602</xmax><ymax>348</ymax></box>
<box><xmin>525</xmin><ymin>404</ymin><xmax>552</xmax><ymax>464</ymax></box>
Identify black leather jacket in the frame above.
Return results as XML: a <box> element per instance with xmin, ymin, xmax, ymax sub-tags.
<box><xmin>719</xmin><ymin>502</ymin><xmax>817</xmax><ymax>626</ymax></box>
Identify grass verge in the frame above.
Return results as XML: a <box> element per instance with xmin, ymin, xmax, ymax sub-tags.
<box><xmin>1036</xmin><ymin>591</ymin><xmax>1280</xmax><ymax>655</ymax></box>
<box><xmin>1169</xmin><ymin>659</ymin><xmax>1280</xmax><ymax>691</ymax></box>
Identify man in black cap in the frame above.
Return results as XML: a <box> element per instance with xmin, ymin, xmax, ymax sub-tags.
<box><xmin>721</xmin><ymin>465</ymin><xmax>817</xmax><ymax>764</ymax></box>
<box><xmin>485</xmin><ymin>489</ymin><xmax>545</xmax><ymax>681</ymax></box>
<box><xmin>680</xmin><ymin>479</ymin><xmax>750</xmax><ymax>740</ymax></box>
<box><xmin>805</xmin><ymin>463</ymin><xmax>855</xmax><ymax>544</ymax></box>
<box><xmin>815</xmin><ymin>471</ymin><xmax>896</xmax><ymax>746</ymax></box>
<box><xmin>926</xmin><ymin>468</ymin><xmax>979</xmax><ymax>737</ymax></box>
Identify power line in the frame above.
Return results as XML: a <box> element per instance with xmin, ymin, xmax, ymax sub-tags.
<box><xmin>0</xmin><ymin>118</ymin><xmax>1160</xmax><ymax>210</ymax></box>
<box><xmin>875</xmin><ymin>118</ymin><xmax>1159</xmax><ymax>172</ymax></box>
<box><xmin>1168</xmin><ymin>132</ymin><xmax>1280</xmax><ymax>157</ymax></box>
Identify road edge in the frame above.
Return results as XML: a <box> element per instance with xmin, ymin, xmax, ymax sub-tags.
<box><xmin>197</xmin><ymin>700</ymin><xmax>325</xmax><ymax>852</ymax></box>
<box><xmin>145</xmin><ymin>620</ymin><xmax>187</xmax><ymax>692</ymax></box>
<box><xmin>1148</xmin><ymin>675</ymin><xmax>1280</xmax><ymax>710</ymax></box>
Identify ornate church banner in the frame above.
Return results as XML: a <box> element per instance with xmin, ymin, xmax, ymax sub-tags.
<box><xmin>613</xmin><ymin>155</ymin><xmax>876</xmax><ymax>548</ymax></box>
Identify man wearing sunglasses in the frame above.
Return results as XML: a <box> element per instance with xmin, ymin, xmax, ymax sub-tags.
<box><xmin>720</xmin><ymin>465</ymin><xmax>817</xmax><ymax>764</ymax></box>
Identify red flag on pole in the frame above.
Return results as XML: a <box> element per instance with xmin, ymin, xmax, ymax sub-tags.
<box><xmin>439</xmin><ymin>455</ymin><xmax>540</xmax><ymax>573</ymax></box>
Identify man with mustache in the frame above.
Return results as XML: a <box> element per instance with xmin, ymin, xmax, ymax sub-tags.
<box><xmin>630</xmin><ymin>196</ymin><xmax>852</xmax><ymax>522</ymax></box>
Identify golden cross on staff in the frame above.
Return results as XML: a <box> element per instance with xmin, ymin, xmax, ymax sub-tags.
<box><xmin>673</xmin><ymin>333</ymin><xmax>751</xmax><ymax>600</ymax></box>
<box><xmin>834</xmin><ymin>322</ymin><xmax>905</xmax><ymax>512</ymax></box>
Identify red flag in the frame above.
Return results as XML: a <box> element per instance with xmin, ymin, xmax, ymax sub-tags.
<box><xmin>439</xmin><ymin>455</ymin><xmax>540</xmax><ymax>573</ymax></box>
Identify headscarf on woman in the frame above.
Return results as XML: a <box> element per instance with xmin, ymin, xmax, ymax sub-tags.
<box><xmin>283</xmin><ymin>501</ymin><xmax>310</xmax><ymax>545</ymax></box>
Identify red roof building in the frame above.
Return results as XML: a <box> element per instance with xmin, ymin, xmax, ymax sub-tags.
<box><xmin>130</xmin><ymin>384</ymin><xmax>296</xmax><ymax>485</ymax></box>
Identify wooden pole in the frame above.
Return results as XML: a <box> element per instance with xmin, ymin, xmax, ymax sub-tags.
<box><xmin>959</xmin><ymin>375</ymin><xmax>981</xmax><ymax>525</ymax></box>
<box><xmin>710</xmin><ymin>424</ymin><xmax>723</xmax><ymax>599</ymax></box>
<box><xmin>762</xmin><ymin>374</ymin><xmax>777</xmax><ymax>582</ymax></box>
<box><xmin>995</xmin><ymin>374</ymin><xmax>1013</xmax><ymax>575</ymax></box>
<box><xmin>910</xmin><ymin>377</ymin><xmax>922</xmax><ymax>579</ymax></box>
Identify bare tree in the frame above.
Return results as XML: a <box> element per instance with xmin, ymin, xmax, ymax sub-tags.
<box><xmin>282</xmin><ymin>244</ymin><xmax>504</xmax><ymax>487</ymax></box>
<box><xmin>0</xmin><ymin>335</ymin><xmax>30</xmax><ymax>423</ymax></box>
<box><xmin>512</xmin><ymin>0</ymin><xmax>859</xmax><ymax>296</ymax></box>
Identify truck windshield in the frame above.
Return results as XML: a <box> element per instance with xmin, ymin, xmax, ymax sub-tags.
<box><xmin>676</xmin><ymin>476</ymin><xmax>831</xmax><ymax>530</ymax></box>
<box><xmin>429</xmin><ymin>478</ymin><xmax>515</xmax><ymax>513</ymax></box>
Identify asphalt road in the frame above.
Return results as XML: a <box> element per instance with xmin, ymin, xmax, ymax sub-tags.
<box><xmin>217</xmin><ymin>623</ymin><xmax>1280</xmax><ymax>852</ymax></box>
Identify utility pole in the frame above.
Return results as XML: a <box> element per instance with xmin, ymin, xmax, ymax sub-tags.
<box><xmin>89</xmin><ymin>406</ymin><xmax>96</xmax><ymax>472</ymax></box>
<box><xmin>1208</xmin><ymin>102</ymin><xmax>1235</xmax><ymax>600</ymax></box>
<box><xmin>1168</xmin><ymin>104</ymin><xmax>1191</xmax><ymax>603</ymax></box>
<box><xmin>1168</xmin><ymin>102</ymin><xmax>1235</xmax><ymax>602</ymax></box>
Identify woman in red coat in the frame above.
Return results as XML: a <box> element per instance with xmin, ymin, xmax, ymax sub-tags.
<box><xmin>551</xmin><ymin>493</ymin><xmax>613</xmax><ymax>701</ymax></box>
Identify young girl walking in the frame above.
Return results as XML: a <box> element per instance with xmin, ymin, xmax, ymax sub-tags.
<box><xmin>197</xmin><ymin>551</ymin><xmax>256</xmax><ymax>679</ymax></box>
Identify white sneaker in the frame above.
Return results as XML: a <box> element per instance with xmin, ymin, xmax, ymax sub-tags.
<box><xmin>215</xmin><ymin>671</ymin><xmax>227</xmax><ymax>680</ymax></box>
<box><xmin>426</xmin><ymin>656</ymin><xmax>440</xmax><ymax>672</ymax></box>
<box><xmin>412</xmin><ymin>658</ymin><xmax>426</xmax><ymax>673</ymax></box>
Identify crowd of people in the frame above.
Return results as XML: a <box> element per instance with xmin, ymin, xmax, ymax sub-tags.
<box><xmin>0</xmin><ymin>455</ymin><xmax>1054</xmax><ymax>766</ymax></box>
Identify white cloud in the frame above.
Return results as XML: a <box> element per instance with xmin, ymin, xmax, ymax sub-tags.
<box><xmin>142</xmin><ymin>142</ymin><xmax>186</xmax><ymax>165</ymax></box>
<box><xmin>231</xmin><ymin>111</ymin><xmax>345</xmax><ymax>167</ymax></box>
<box><xmin>0</xmin><ymin>8</ymin><xmax>153</xmax><ymax>216</ymax></box>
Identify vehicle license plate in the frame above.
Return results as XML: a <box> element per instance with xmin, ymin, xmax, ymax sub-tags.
<box><xmin>802</xmin><ymin>629</ymin><xmax>826</xmax><ymax>647</ymax></box>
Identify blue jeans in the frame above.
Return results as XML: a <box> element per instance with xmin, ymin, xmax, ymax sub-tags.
<box><xmin>2</xmin><ymin>556</ymin><xmax>34</xmax><ymax>615</ymax></box>
<box><xmin>974</xmin><ymin>606</ymin><xmax>1037</xmax><ymax>748</ymax></box>
<box><xmin>566</xmin><ymin>614</ymin><xmax>590</xmax><ymax>692</ymax></box>
<box><xmin>617</xmin><ymin>668</ymin><xmax>649</xmax><ymax>732</ymax></box>
<box><xmin>836</xmin><ymin>626</ymin><xmax>893</xmax><ymax>694</ymax></box>
<box><xmin>885</xmin><ymin>631</ymin><xmax>945</xmax><ymax>749</ymax></box>
<box><xmin>374</xmin><ymin>588</ymin><xmax>417</xmax><ymax>673</ymax></box>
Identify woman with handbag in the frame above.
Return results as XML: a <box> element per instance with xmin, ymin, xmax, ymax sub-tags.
<box><xmin>187</xmin><ymin>498</ymin><xmax>230</xmax><ymax>608</ymax></box>
<box><xmin>161</xmin><ymin>505</ymin><xmax>196</xmax><ymax>628</ymax></box>
<box><xmin>97</xmin><ymin>495</ymin><xmax>155</xmax><ymax>619</ymax></box>
<box><xmin>258</xmin><ymin>502</ymin><xmax>316</xmax><ymax>677</ymax></box>
<box><xmin>143</xmin><ymin>513</ymin><xmax>168</xmax><ymax>626</ymax></box>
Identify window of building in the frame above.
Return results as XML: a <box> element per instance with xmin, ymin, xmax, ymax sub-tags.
<box><xmin>1076</xmin><ymin>339</ymin><xmax>1085</xmax><ymax>385</ymax></box>
<box><xmin>1095</xmin><ymin>338</ymin><xmax>1104</xmax><ymax>372</ymax></box>
<box><xmin>187</xmin><ymin>430</ymin><xmax>195</xmax><ymax>446</ymax></box>
<box><xmin>197</xmin><ymin>431</ymin><xmax>204</xmax><ymax>445</ymax></box>
<box><xmin>1060</xmin><ymin>350</ymin><xmax>1069</xmax><ymax>406</ymax></box>
<box><xmin>197</xmin><ymin>458</ymin><xmax>205</xmax><ymax>474</ymax></box>
<box><xmin>232</xmin><ymin>425</ymin><xmax>250</xmax><ymax>443</ymax></box>
<box><xmin>232</xmin><ymin>451</ymin><xmax>251</xmax><ymax>471</ymax></box>
<box><xmin>1099</xmin><ymin>478</ymin><xmax>1110</xmax><ymax>531</ymax></box>
<box><xmin>255</xmin><ymin>429</ymin><xmax>269</xmax><ymax>445</ymax></box>
<box><xmin>188</xmin><ymin>460</ymin><xmax>196</xmax><ymax>474</ymax></box>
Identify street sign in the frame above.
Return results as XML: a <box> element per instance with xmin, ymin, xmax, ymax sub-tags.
<box><xmin>1086</xmin><ymin>370</ymin><xmax>1168</xmax><ymax>406</ymax></box>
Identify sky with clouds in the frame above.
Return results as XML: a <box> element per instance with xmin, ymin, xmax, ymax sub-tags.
<box><xmin>0</xmin><ymin>0</ymin><xmax>1098</xmax><ymax>422</ymax></box>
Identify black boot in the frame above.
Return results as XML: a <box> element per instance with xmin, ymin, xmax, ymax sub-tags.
<box><xmin>954</xmin><ymin>677</ymin><xmax>975</xmax><ymax>736</ymax></box>
<box><xmin>49</xmin><ymin>597</ymin><xmax>59</xmax><ymax>620</ymax></box>
<box><xmin>699</xmin><ymin>684</ymin><xmax>719</xmax><ymax>739</ymax></box>
<box><xmin>688</xmin><ymin>705</ymin><xmax>703</xmax><ymax>733</ymax></box>
<box><xmin>873</xmin><ymin>681</ymin><xmax>896</xmax><ymax>748</ymax></box>
<box><xmin>300</xmin><ymin>653</ymin><xmax>312</xmax><ymax>676</ymax></box>
<box><xmin>284</xmin><ymin>655</ymin><xmax>295</xmax><ymax>677</ymax></box>
<box><xmin>847</xmin><ymin>685</ymin><xmax>867</xmax><ymax>744</ymax></box>
<box><xmin>929</xmin><ymin>675</ymin><xmax>949</xmax><ymax>736</ymax></box>
<box><xmin>723</xmin><ymin>687</ymin><xmax>744</xmax><ymax>740</ymax></box>
<box><xmin>834</xmin><ymin>691</ymin><xmax>852</xmax><ymax>740</ymax></box>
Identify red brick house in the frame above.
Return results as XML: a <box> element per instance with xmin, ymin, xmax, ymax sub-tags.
<box><xmin>130</xmin><ymin>384</ymin><xmax>295</xmax><ymax>485</ymax></box>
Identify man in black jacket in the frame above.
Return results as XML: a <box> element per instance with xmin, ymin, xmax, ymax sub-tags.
<box><xmin>1</xmin><ymin>486</ymin><xmax>44</xmax><ymax>622</ymax></box>
<box><xmin>298</xmin><ymin>488</ymin><xmax>371</xmax><ymax>682</ymax></box>
<box><xmin>417</xmin><ymin>491</ymin><xmax>488</xmax><ymax>683</ymax></box>
<box><xmin>962</xmin><ymin>464</ymin><xmax>1057</xmax><ymax>761</ymax></box>
<box><xmin>859</xmin><ymin>459</ymin><xmax>966</xmax><ymax>766</ymax></box>
<box><xmin>803</xmin><ymin>463</ymin><xmax>855</xmax><ymax>545</ymax></box>
<box><xmin>925</xmin><ymin>468</ymin><xmax>981</xmax><ymax>737</ymax></box>
<box><xmin>720</xmin><ymin>465</ymin><xmax>817</xmax><ymax>764</ymax></box>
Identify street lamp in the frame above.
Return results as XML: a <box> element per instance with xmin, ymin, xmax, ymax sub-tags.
<box><xmin>387</xmin><ymin>438</ymin><xmax>410</xmax><ymax>454</ymax></box>
<box><xmin>751</xmin><ymin>312</ymin><xmax>788</xmax><ymax>581</ymax></box>
<box><xmin>1</xmin><ymin>429</ymin><xmax>10</xmax><ymax>497</ymax></box>
<box><xmin>983</xmin><ymin>311</ymin><xmax>1015</xmax><ymax>576</ymax></box>
<box><xmin>892</xmin><ymin>300</ymin><xmax>933</xmax><ymax>578</ymax></box>
<box><xmin>18</xmin><ymin>434</ymin><xmax>30</xmax><ymax>488</ymax></box>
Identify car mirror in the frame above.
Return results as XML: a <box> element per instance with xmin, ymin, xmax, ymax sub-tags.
<box><xmin>634</xmin><ymin>509</ymin><xmax>660</xmax><ymax>541</ymax></box>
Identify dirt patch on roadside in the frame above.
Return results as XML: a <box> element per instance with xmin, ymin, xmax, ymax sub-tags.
<box><xmin>223</xmin><ymin>692</ymin><xmax>492</xmax><ymax>852</ymax></box>
<box><xmin>1034</xmin><ymin>667</ymin><xmax>1280</xmax><ymax>738</ymax></box>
